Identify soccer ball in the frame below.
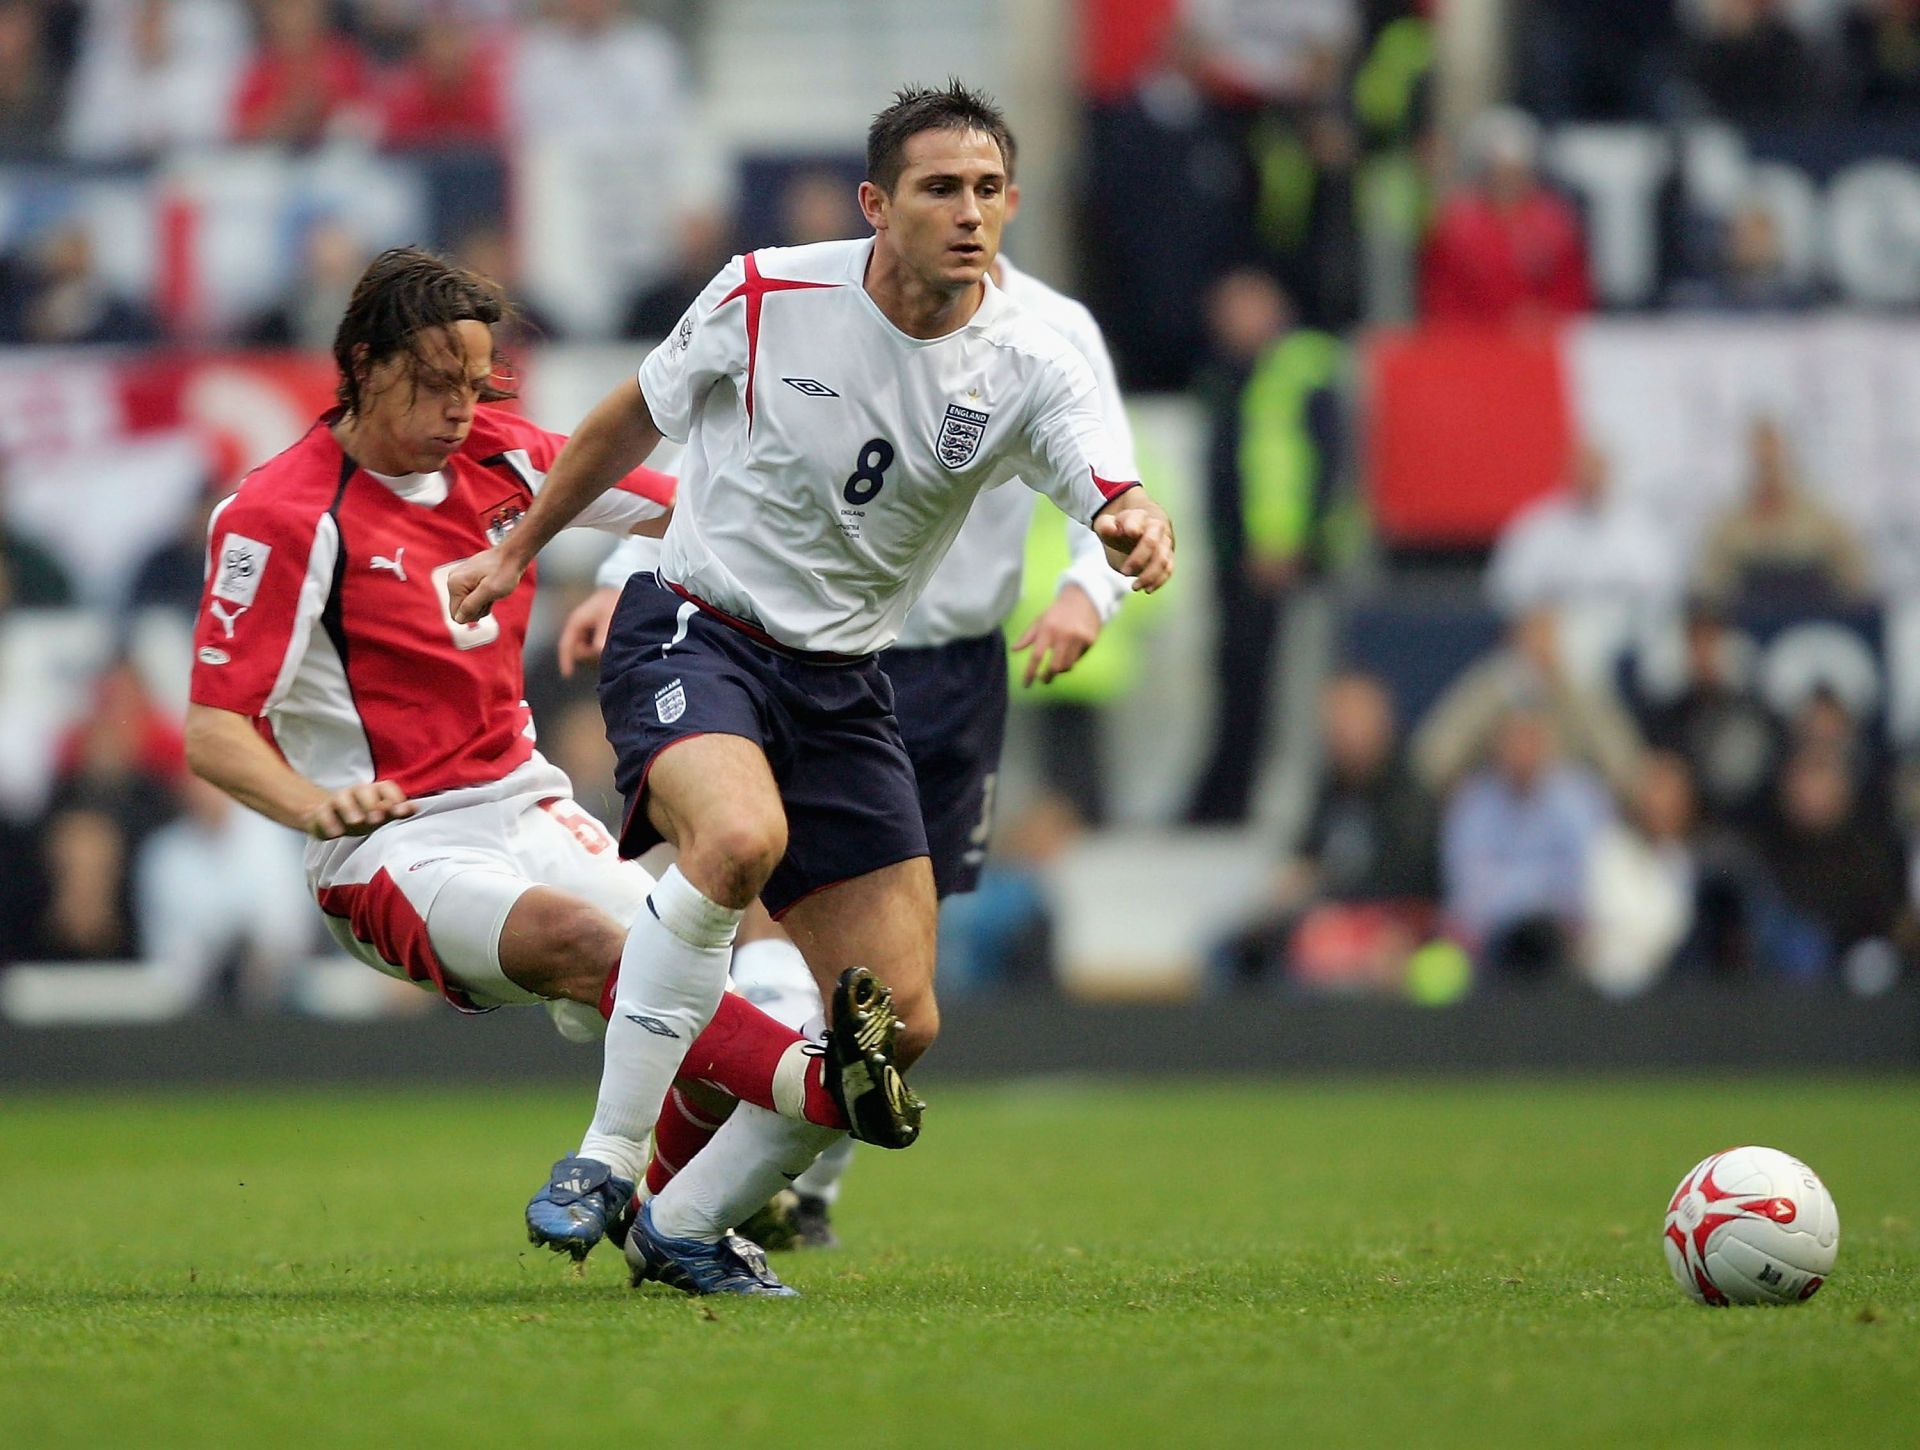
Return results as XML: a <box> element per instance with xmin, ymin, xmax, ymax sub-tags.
<box><xmin>1662</xmin><ymin>1146</ymin><xmax>1839</xmax><ymax>1306</ymax></box>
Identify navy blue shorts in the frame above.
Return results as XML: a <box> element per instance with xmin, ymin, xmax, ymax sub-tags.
<box><xmin>880</xmin><ymin>631</ymin><xmax>1009</xmax><ymax>899</ymax></box>
<box><xmin>599</xmin><ymin>574</ymin><xmax>929</xmax><ymax>917</ymax></box>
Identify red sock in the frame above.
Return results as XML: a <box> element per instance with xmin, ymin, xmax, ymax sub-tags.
<box><xmin>598</xmin><ymin>968</ymin><xmax>847</xmax><ymax>1130</ymax></box>
<box><xmin>680</xmin><ymin>992</ymin><xmax>847</xmax><ymax>1128</ymax></box>
<box><xmin>646</xmin><ymin>1087</ymin><xmax>726</xmax><ymax>1196</ymax></box>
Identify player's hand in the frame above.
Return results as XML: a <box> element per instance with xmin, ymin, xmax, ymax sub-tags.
<box><xmin>559</xmin><ymin>587</ymin><xmax>621</xmax><ymax>678</ymax></box>
<box><xmin>302</xmin><ymin>781</ymin><xmax>416</xmax><ymax>840</ymax></box>
<box><xmin>1095</xmin><ymin>505</ymin><xmax>1175</xmax><ymax>593</ymax></box>
<box><xmin>445</xmin><ymin>547</ymin><xmax>524</xmax><ymax>624</ymax></box>
<box><xmin>1013</xmin><ymin>585</ymin><xmax>1103</xmax><ymax>687</ymax></box>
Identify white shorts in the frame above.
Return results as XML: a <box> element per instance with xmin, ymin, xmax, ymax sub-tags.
<box><xmin>310</xmin><ymin>782</ymin><xmax>653</xmax><ymax>1012</ymax></box>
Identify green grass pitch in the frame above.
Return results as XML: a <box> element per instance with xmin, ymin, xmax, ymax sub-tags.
<box><xmin>2</xmin><ymin>1077</ymin><xmax>1915</xmax><ymax>1448</ymax></box>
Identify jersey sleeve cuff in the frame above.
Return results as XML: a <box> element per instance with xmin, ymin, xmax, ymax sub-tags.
<box><xmin>635</xmin><ymin>369</ymin><xmax>689</xmax><ymax>445</ymax></box>
<box><xmin>1088</xmin><ymin>476</ymin><xmax>1141</xmax><ymax>526</ymax></box>
<box><xmin>1056</xmin><ymin>557</ymin><xmax>1127</xmax><ymax>623</ymax></box>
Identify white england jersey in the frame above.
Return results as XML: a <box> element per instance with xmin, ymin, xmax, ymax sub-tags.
<box><xmin>601</xmin><ymin>257</ymin><xmax>1136</xmax><ymax>645</ymax></box>
<box><xmin>894</xmin><ymin>257</ymin><xmax>1135</xmax><ymax>648</ymax></box>
<box><xmin>635</xmin><ymin>238</ymin><xmax>1137</xmax><ymax>657</ymax></box>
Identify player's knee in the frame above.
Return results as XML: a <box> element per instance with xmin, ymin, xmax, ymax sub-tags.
<box><xmin>685</xmin><ymin>813</ymin><xmax>787</xmax><ymax>905</ymax></box>
<box><xmin>550</xmin><ymin>909</ymin><xmax>624</xmax><ymax>1002</ymax></box>
<box><xmin>499</xmin><ymin>893</ymin><xmax>622</xmax><ymax>1005</ymax></box>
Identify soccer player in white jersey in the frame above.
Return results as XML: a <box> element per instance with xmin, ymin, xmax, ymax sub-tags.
<box><xmin>565</xmin><ymin>124</ymin><xmax>1137</xmax><ymax>1249</ymax></box>
<box><xmin>447</xmin><ymin>83</ymin><xmax>1175</xmax><ymax>1297</ymax></box>
<box><xmin>182</xmin><ymin>247</ymin><xmax>922</xmax><ymax>1266</ymax></box>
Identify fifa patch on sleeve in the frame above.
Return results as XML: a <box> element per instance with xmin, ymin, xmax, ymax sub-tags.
<box><xmin>213</xmin><ymin>533</ymin><xmax>271</xmax><ymax>606</ymax></box>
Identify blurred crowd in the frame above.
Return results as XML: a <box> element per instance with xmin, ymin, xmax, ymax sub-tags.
<box><xmin>1216</xmin><ymin>412</ymin><xmax>1912</xmax><ymax>1001</ymax></box>
<box><xmin>5</xmin><ymin>0</ymin><xmax>1920</xmax><ymax>1012</ymax></box>
<box><xmin>1517</xmin><ymin>0</ymin><xmax>1920</xmax><ymax>125</ymax></box>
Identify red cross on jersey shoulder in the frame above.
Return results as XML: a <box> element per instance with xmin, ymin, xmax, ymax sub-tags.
<box><xmin>715</xmin><ymin>252</ymin><xmax>840</xmax><ymax>427</ymax></box>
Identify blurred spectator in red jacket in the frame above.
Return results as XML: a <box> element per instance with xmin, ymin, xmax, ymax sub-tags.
<box><xmin>231</xmin><ymin>0</ymin><xmax>372</xmax><ymax>148</ymax></box>
<box><xmin>1419</xmin><ymin>107</ymin><xmax>1592</xmax><ymax>325</ymax></box>
<box><xmin>377</xmin><ymin>5</ymin><xmax>505</xmax><ymax>150</ymax></box>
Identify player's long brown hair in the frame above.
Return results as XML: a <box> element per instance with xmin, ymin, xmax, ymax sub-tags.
<box><xmin>331</xmin><ymin>246</ymin><xmax>519</xmax><ymax>417</ymax></box>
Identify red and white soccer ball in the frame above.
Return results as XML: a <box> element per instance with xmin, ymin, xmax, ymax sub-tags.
<box><xmin>1662</xmin><ymin>1146</ymin><xmax>1839</xmax><ymax>1306</ymax></box>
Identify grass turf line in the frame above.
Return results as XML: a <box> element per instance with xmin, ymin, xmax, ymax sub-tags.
<box><xmin>1</xmin><ymin>1078</ymin><xmax>1914</xmax><ymax>1448</ymax></box>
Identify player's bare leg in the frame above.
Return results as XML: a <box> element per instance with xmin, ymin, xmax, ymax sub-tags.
<box><xmin>633</xmin><ymin>859</ymin><xmax>935</xmax><ymax>1289</ymax></box>
<box><xmin>782</xmin><ymin>857</ymin><xmax>940</xmax><ymax>1068</ymax></box>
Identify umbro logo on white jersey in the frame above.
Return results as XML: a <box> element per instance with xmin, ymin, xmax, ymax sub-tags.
<box><xmin>782</xmin><ymin>377</ymin><xmax>839</xmax><ymax>398</ymax></box>
<box><xmin>371</xmin><ymin>548</ymin><xmax>408</xmax><ymax>581</ymax></box>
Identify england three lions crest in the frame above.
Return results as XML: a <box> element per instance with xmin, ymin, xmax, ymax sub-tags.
<box><xmin>655</xmin><ymin>678</ymin><xmax>686</xmax><ymax>724</ymax></box>
<box><xmin>937</xmin><ymin>403</ymin><xmax>990</xmax><ymax>469</ymax></box>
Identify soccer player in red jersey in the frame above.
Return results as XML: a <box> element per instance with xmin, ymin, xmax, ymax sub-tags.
<box><xmin>183</xmin><ymin>247</ymin><xmax>922</xmax><ymax>1263</ymax></box>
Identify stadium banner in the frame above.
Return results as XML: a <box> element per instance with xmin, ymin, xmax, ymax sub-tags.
<box><xmin>1544</xmin><ymin>119</ymin><xmax>1920</xmax><ymax>309</ymax></box>
<box><xmin>1363</xmin><ymin>316</ymin><xmax>1920</xmax><ymax>592</ymax></box>
<box><xmin>0</xmin><ymin>352</ymin><xmax>339</xmax><ymax>604</ymax></box>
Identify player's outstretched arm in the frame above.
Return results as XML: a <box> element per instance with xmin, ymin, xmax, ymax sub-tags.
<box><xmin>1093</xmin><ymin>485</ymin><xmax>1175</xmax><ymax>593</ymax></box>
<box><xmin>184</xmin><ymin>703</ymin><xmax>416</xmax><ymax>839</ymax></box>
<box><xmin>447</xmin><ymin>381</ymin><xmax>665</xmax><ymax>624</ymax></box>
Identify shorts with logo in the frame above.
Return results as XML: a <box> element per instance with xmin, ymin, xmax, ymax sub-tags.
<box><xmin>308</xmin><ymin>761</ymin><xmax>652</xmax><ymax>1012</ymax></box>
<box><xmin>599</xmin><ymin>574</ymin><xmax>930</xmax><ymax>917</ymax></box>
<box><xmin>880</xmin><ymin>631</ymin><xmax>1009</xmax><ymax>899</ymax></box>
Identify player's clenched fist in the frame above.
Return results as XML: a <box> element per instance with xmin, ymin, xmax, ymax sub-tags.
<box><xmin>1095</xmin><ymin>503</ymin><xmax>1176</xmax><ymax>593</ymax></box>
<box><xmin>302</xmin><ymin>780</ymin><xmax>416</xmax><ymax>840</ymax></box>
<box><xmin>445</xmin><ymin>547</ymin><xmax>525</xmax><ymax>624</ymax></box>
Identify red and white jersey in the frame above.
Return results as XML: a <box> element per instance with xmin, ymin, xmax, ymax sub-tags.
<box><xmin>188</xmin><ymin>405</ymin><xmax>670</xmax><ymax>801</ymax></box>
<box><xmin>637</xmin><ymin>238</ymin><xmax>1138</xmax><ymax>656</ymax></box>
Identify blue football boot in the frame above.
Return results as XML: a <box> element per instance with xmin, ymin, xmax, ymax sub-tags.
<box><xmin>525</xmin><ymin>1155</ymin><xmax>636</xmax><ymax>1261</ymax></box>
<box><xmin>624</xmin><ymin>1200</ymin><xmax>799</xmax><ymax>1297</ymax></box>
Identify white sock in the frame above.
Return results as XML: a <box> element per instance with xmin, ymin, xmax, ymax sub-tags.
<box><xmin>647</xmin><ymin>1102</ymin><xmax>843</xmax><ymax>1243</ymax></box>
<box><xmin>578</xmin><ymin>865</ymin><xmax>740</xmax><ymax>1173</ymax></box>
<box><xmin>791</xmin><ymin>1136</ymin><xmax>854</xmax><ymax>1204</ymax></box>
<box><xmin>726</xmin><ymin>937</ymin><xmax>823</xmax><ymax>1028</ymax></box>
<box><xmin>580</xmin><ymin>1131</ymin><xmax>651</xmax><ymax>1188</ymax></box>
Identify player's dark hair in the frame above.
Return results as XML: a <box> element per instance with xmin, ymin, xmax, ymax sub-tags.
<box><xmin>331</xmin><ymin>245</ymin><xmax>517</xmax><ymax>416</ymax></box>
<box><xmin>866</xmin><ymin>80</ymin><xmax>1013</xmax><ymax>194</ymax></box>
